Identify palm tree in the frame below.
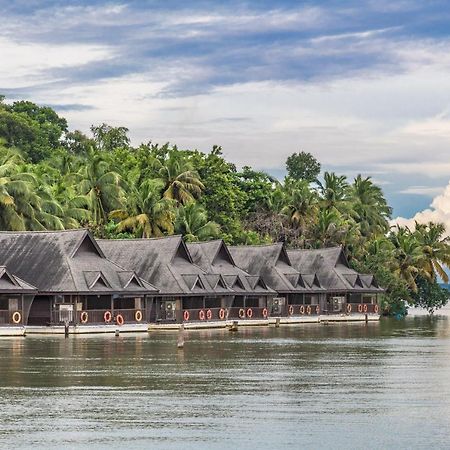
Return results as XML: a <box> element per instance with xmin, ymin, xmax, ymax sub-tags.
<box><xmin>317</xmin><ymin>172</ymin><xmax>352</xmax><ymax>215</ymax></box>
<box><xmin>110</xmin><ymin>179</ymin><xmax>175</xmax><ymax>238</ymax></box>
<box><xmin>152</xmin><ymin>151</ymin><xmax>204</xmax><ymax>205</ymax></box>
<box><xmin>414</xmin><ymin>222</ymin><xmax>450</xmax><ymax>283</ymax></box>
<box><xmin>390</xmin><ymin>226</ymin><xmax>424</xmax><ymax>292</ymax></box>
<box><xmin>281</xmin><ymin>179</ymin><xmax>319</xmax><ymax>234</ymax></box>
<box><xmin>0</xmin><ymin>146</ymin><xmax>62</xmax><ymax>230</ymax></box>
<box><xmin>175</xmin><ymin>202</ymin><xmax>220</xmax><ymax>242</ymax></box>
<box><xmin>75</xmin><ymin>148</ymin><xmax>125</xmax><ymax>226</ymax></box>
<box><xmin>350</xmin><ymin>175</ymin><xmax>391</xmax><ymax>236</ymax></box>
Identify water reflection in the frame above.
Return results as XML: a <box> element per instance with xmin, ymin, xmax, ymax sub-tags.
<box><xmin>1</xmin><ymin>314</ymin><xmax>450</xmax><ymax>449</ymax></box>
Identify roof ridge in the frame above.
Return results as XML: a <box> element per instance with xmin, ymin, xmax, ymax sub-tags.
<box><xmin>98</xmin><ymin>235</ymin><xmax>183</xmax><ymax>242</ymax></box>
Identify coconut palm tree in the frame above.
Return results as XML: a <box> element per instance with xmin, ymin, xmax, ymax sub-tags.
<box><xmin>390</xmin><ymin>226</ymin><xmax>424</xmax><ymax>292</ymax></box>
<box><xmin>350</xmin><ymin>175</ymin><xmax>391</xmax><ymax>236</ymax></box>
<box><xmin>0</xmin><ymin>146</ymin><xmax>62</xmax><ymax>230</ymax></box>
<box><xmin>317</xmin><ymin>172</ymin><xmax>352</xmax><ymax>215</ymax></box>
<box><xmin>110</xmin><ymin>179</ymin><xmax>175</xmax><ymax>238</ymax></box>
<box><xmin>281</xmin><ymin>179</ymin><xmax>319</xmax><ymax>234</ymax></box>
<box><xmin>152</xmin><ymin>151</ymin><xmax>204</xmax><ymax>205</ymax></box>
<box><xmin>414</xmin><ymin>222</ymin><xmax>450</xmax><ymax>283</ymax></box>
<box><xmin>75</xmin><ymin>148</ymin><xmax>125</xmax><ymax>226</ymax></box>
<box><xmin>175</xmin><ymin>201</ymin><xmax>220</xmax><ymax>242</ymax></box>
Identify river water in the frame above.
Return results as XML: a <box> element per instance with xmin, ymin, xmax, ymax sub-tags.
<box><xmin>1</xmin><ymin>310</ymin><xmax>450</xmax><ymax>449</ymax></box>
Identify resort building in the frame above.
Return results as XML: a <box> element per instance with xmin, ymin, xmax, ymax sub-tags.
<box><xmin>0</xmin><ymin>266</ymin><xmax>37</xmax><ymax>336</ymax></box>
<box><xmin>187</xmin><ymin>240</ymin><xmax>276</xmax><ymax>321</ymax></box>
<box><xmin>99</xmin><ymin>236</ymin><xmax>237</xmax><ymax>326</ymax></box>
<box><xmin>228</xmin><ymin>243</ymin><xmax>320</xmax><ymax>318</ymax></box>
<box><xmin>0</xmin><ymin>230</ymin><xmax>157</xmax><ymax>333</ymax></box>
<box><xmin>287</xmin><ymin>247</ymin><xmax>383</xmax><ymax>315</ymax></box>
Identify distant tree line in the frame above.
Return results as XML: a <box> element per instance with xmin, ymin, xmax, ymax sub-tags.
<box><xmin>0</xmin><ymin>95</ymin><xmax>449</xmax><ymax>315</ymax></box>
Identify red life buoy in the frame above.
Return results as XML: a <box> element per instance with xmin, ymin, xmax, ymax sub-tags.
<box><xmin>199</xmin><ymin>310</ymin><xmax>205</xmax><ymax>321</ymax></box>
<box><xmin>288</xmin><ymin>305</ymin><xmax>294</xmax><ymax>315</ymax></box>
<box><xmin>315</xmin><ymin>305</ymin><xmax>320</xmax><ymax>314</ymax></box>
<box><xmin>80</xmin><ymin>311</ymin><xmax>88</xmax><ymax>324</ymax></box>
<box><xmin>246</xmin><ymin>308</ymin><xmax>253</xmax><ymax>318</ymax></box>
<box><xmin>374</xmin><ymin>304</ymin><xmax>379</xmax><ymax>314</ymax></box>
<box><xmin>262</xmin><ymin>308</ymin><xmax>268</xmax><ymax>318</ymax></box>
<box><xmin>363</xmin><ymin>304</ymin><xmax>368</xmax><ymax>313</ymax></box>
<box><xmin>206</xmin><ymin>309</ymin><xmax>212</xmax><ymax>320</ymax></box>
<box><xmin>219</xmin><ymin>308</ymin><xmax>226</xmax><ymax>320</ymax></box>
<box><xmin>358</xmin><ymin>304</ymin><xmax>363</xmax><ymax>313</ymax></box>
<box><xmin>299</xmin><ymin>305</ymin><xmax>305</xmax><ymax>315</ymax></box>
<box><xmin>12</xmin><ymin>311</ymin><xmax>21</xmax><ymax>324</ymax></box>
<box><xmin>238</xmin><ymin>308</ymin><xmax>246</xmax><ymax>319</ymax></box>
<box><xmin>183</xmin><ymin>310</ymin><xmax>190</xmax><ymax>321</ymax></box>
<box><xmin>346</xmin><ymin>304</ymin><xmax>352</xmax><ymax>314</ymax></box>
<box><xmin>116</xmin><ymin>314</ymin><xmax>124</xmax><ymax>326</ymax></box>
<box><xmin>104</xmin><ymin>311</ymin><xmax>112</xmax><ymax>323</ymax></box>
<box><xmin>306</xmin><ymin>305</ymin><xmax>312</xmax><ymax>315</ymax></box>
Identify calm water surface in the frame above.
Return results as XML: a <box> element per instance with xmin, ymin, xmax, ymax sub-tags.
<box><xmin>1</xmin><ymin>310</ymin><xmax>450</xmax><ymax>449</ymax></box>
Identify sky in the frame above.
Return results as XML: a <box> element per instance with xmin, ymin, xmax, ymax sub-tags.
<box><xmin>1</xmin><ymin>0</ymin><xmax>450</xmax><ymax>227</ymax></box>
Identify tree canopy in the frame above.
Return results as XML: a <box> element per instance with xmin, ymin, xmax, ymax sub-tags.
<box><xmin>0</xmin><ymin>95</ymin><xmax>448</xmax><ymax>316</ymax></box>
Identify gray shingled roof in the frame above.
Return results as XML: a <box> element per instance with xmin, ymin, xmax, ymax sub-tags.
<box><xmin>0</xmin><ymin>230</ymin><xmax>157</xmax><ymax>295</ymax></box>
<box><xmin>99</xmin><ymin>236</ymin><xmax>231</xmax><ymax>296</ymax></box>
<box><xmin>228</xmin><ymin>243</ymin><xmax>310</xmax><ymax>293</ymax></box>
<box><xmin>187</xmin><ymin>240</ymin><xmax>276</xmax><ymax>296</ymax></box>
<box><xmin>0</xmin><ymin>266</ymin><xmax>37</xmax><ymax>293</ymax></box>
<box><xmin>288</xmin><ymin>247</ymin><xmax>383</xmax><ymax>293</ymax></box>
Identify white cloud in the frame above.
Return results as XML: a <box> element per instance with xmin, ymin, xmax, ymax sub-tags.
<box><xmin>399</xmin><ymin>186</ymin><xmax>446</xmax><ymax>196</ymax></box>
<box><xmin>392</xmin><ymin>182</ymin><xmax>450</xmax><ymax>235</ymax></box>
<box><xmin>0</xmin><ymin>37</ymin><xmax>113</xmax><ymax>88</ymax></box>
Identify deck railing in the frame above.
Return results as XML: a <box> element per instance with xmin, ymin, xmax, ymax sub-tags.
<box><xmin>0</xmin><ymin>310</ymin><xmax>22</xmax><ymax>326</ymax></box>
<box><xmin>51</xmin><ymin>308</ymin><xmax>146</xmax><ymax>325</ymax></box>
<box><xmin>343</xmin><ymin>303</ymin><xmax>379</xmax><ymax>314</ymax></box>
<box><xmin>182</xmin><ymin>308</ymin><xmax>227</xmax><ymax>322</ymax></box>
<box><xmin>286</xmin><ymin>304</ymin><xmax>321</xmax><ymax>316</ymax></box>
<box><xmin>228</xmin><ymin>307</ymin><xmax>268</xmax><ymax>320</ymax></box>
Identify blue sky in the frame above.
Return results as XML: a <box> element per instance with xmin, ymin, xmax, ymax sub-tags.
<box><xmin>1</xmin><ymin>0</ymin><xmax>450</xmax><ymax>224</ymax></box>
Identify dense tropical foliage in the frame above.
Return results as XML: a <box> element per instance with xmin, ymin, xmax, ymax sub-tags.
<box><xmin>0</xmin><ymin>96</ymin><xmax>449</xmax><ymax>315</ymax></box>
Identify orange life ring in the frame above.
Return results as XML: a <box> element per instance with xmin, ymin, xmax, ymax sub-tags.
<box><xmin>315</xmin><ymin>305</ymin><xmax>320</xmax><ymax>314</ymax></box>
<box><xmin>104</xmin><ymin>311</ymin><xmax>112</xmax><ymax>323</ymax></box>
<box><xmin>135</xmin><ymin>310</ymin><xmax>143</xmax><ymax>322</ymax></box>
<box><xmin>116</xmin><ymin>314</ymin><xmax>124</xmax><ymax>326</ymax></box>
<box><xmin>288</xmin><ymin>305</ymin><xmax>294</xmax><ymax>315</ymax></box>
<box><xmin>346</xmin><ymin>304</ymin><xmax>352</xmax><ymax>314</ymax></box>
<box><xmin>357</xmin><ymin>304</ymin><xmax>363</xmax><ymax>313</ymax></box>
<box><xmin>246</xmin><ymin>308</ymin><xmax>253</xmax><ymax>318</ymax></box>
<box><xmin>238</xmin><ymin>308</ymin><xmax>246</xmax><ymax>319</ymax></box>
<box><xmin>199</xmin><ymin>309</ymin><xmax>206</xmax><ymax>321</ymax></box>
<box><xmin>80</xmin><ymin>311</ymin><xmax>88</xmax><ymax>324</ymax></box>
<box><xmin>12</xmin><ymin>311</ymin><xmax>21</xmax><ymax>324</ymax></box>
<box><xmin>219</xmin><ymin>308</ymin><xmax>226</xmax><ymax>320</ymax></box>
<box><xmin>363</xmin><ymin>304</ymin><xmax>368</xmax><ymax>313</ymax></box>
<box><xmin>374</xmin><ymin>304</ymin><xmax>379</xmax><ymax>314</ymax></box>
<box><xmin>183</xmin><ymin>310</ymin><xmax>190</xmax><ymax>321</ymax></box>
<box><xmin>262</xmin><ymin>308</ymin><xmax>268</xmax><ymax>318</ymax></box>
<box><xmin>306</xmin><ymin>305</ymin><xmax>312</xmax><ymax>315</ymax></box>
<box><xmin>206</xmin><ymin>309</ymin><xmax>212</xmax><ymax>320</ymax></box>
<box><xmin>299</xmin><ymin>305</ymin><xmax>305</xmax><ymax>315</ymax></box>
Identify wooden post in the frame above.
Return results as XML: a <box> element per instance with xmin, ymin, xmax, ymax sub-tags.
<box><xmin>177</xmin><ymin>324</ymin><xmax>185</xmax><ymax>349</ymax></box>
<box><xmin>228</xmin><ymin>321</ymin><xmax>238</xmax><ymax>332</ymax></box>
<box><xmin>275</xmin><ymin>318</ymin><xmax>280</xmax><ymax>328</ymax></box>
<box><xmin>64</xmin><ymin>320</ymin><xmax>69</xmax><ymax>337</ymax></box>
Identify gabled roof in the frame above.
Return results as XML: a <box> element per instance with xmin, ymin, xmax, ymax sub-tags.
<box><xmin>99</xmin><ymin>236</ymin><xmax>221</xmax><ymax>296</ymax></box>
<box><xmin>0</xmin><ymin>266</ymin><xmax>37</xmax><ymax>293</ymax></box>
<box><xmin>229</xmin><ymin>243</ymin><xmax>304</xmax><ymax>293</ymax></box>
<box><xmin>288</xmin><ymin>247</ymin><xmax>383</xmax><ymax>293</ymax></box>
<box><xmin>187</xmin><ymin>240</ymin><xmax>275</xmax><ymax>296</ymax></box>
<box><xmin>0</xmin><ymin>230</ymin><xmax>157</xmax><ymax>294</ymax></box>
